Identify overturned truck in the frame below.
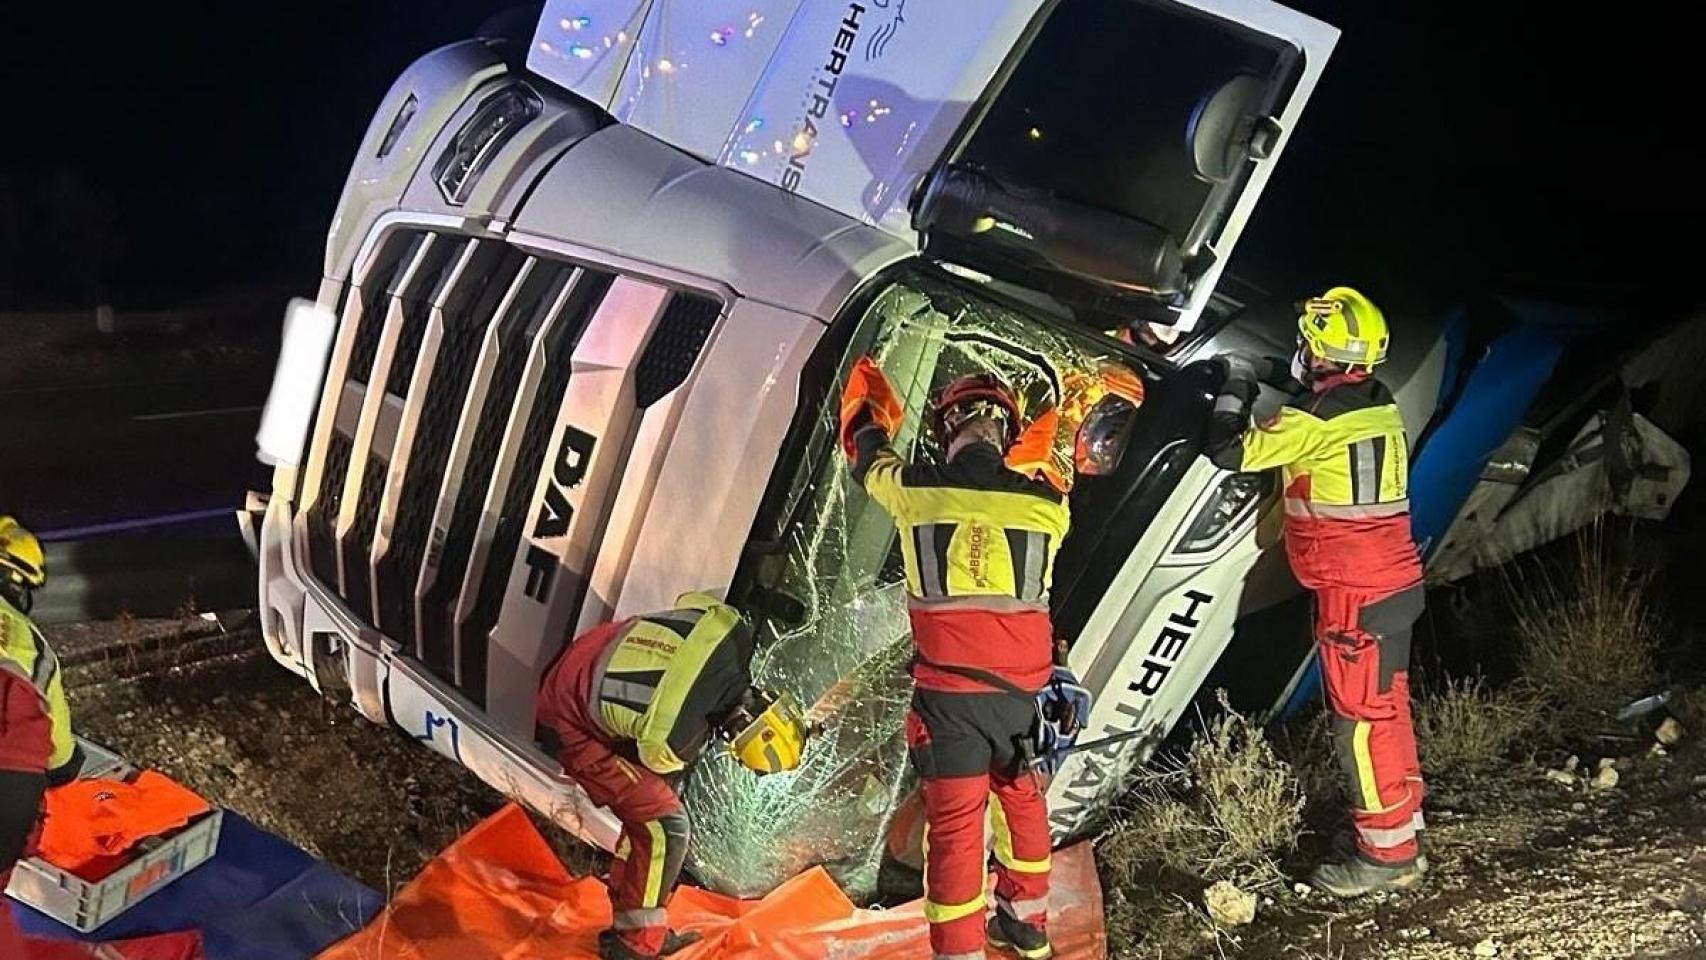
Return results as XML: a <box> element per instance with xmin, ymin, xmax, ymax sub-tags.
<box><xmin>249</xmin><ymin>0</ymin><xmax>1352</xmax><ymax>898</ymax></box>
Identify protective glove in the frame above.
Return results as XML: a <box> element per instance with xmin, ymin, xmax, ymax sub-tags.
<box><xmin>838</xmin><ymin>356</ymin><xmax>904</xmax><ymax>458</ymax></box>
<box><xmin>1037</xmin><ymin>666</ymin><xmax>1092</xmax><ymax>739</ymax></box>
<box><xmin>1217</xmin><ymin>353</ymin><xmax>1260</xmax><ymax>387</ymax></box>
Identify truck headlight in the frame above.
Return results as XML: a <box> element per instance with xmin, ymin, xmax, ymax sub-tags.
<box><xmin>433</xmin><ymin>85</ymin><xmax>542</xmax><ymax>205</ymax></box>
<box><xmin>1176</xmin><ymin>473</ymin><xmax>1269</xmax><ymax>554</ymax></box>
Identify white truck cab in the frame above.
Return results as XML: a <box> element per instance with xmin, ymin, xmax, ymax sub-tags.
<box><xmin>253</xmin><ymin>0</ymin><xmax>1344</xmax><ymax>898</ymax></box>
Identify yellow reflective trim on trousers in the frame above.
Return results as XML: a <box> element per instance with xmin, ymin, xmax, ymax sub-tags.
<box><xmin>642</xmin><ymin>820</ymin><xmax>669</xmax><ymax>908</ymax></box>
<box><xmin>917</xmin><ymin>822</ymin><xmax>994</xmax><ymax>924</ymax></box>
<box><xmin>924</xmin><ymin>892</ymin><xmax>987</xmax><ymax>925</ymax></box>
<box><xmin>1352</xmin><ymin>721</ymin><xmax>1382</xmax><ymax>812</ymax></box>
<box><xmin>989</xmin><ymin>794</ymin><xmax>1050</xmax><ymax>874</ymax></box>
<box><xmin>998</xmin><ymin>852</ymin><xmax>1051</xmax><ymax>873</ymax></box>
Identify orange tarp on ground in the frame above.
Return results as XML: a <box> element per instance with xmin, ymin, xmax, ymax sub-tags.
<box><xmin>316</xmin><ymin>804</ymin><xmax>1106</xmax><ymax>960</ymax></box>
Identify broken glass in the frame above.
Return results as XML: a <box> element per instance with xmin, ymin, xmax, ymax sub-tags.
<box><xmin>688</xmin><ymin>268</ymin><xmax>1144</xmax><ymax>900</ymax></box>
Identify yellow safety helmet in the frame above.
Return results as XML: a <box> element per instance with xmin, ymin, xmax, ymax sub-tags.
<box><xmin>0</xmin><ymin>516</ymin><xmax>46</xmax><ymax>593</ymax></box>
<box><xmin>727</xmin><ymin>689</ymin><xmax>808</xmax><ymax>775</ymax></box>
<box><xmin>1297</xmin><ymin>286</ymin><xmax>1389</xmax><ymax>371</ymax></box>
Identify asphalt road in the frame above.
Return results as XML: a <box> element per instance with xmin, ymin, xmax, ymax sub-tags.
<box><xmin>4</xmin><ymin>369</ymin><xmax>274</xmax><ymax>622</ymax></box>
<box><xmin>3</xmin><ymin>374</ymin><xmax>271</xmax><ymax>532</ymax></box>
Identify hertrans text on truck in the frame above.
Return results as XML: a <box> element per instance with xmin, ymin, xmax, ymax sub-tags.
<box><xmin>247</xmin><ymin>0</ymin><xmax>1351</xmax><ymax>899</ymax></box>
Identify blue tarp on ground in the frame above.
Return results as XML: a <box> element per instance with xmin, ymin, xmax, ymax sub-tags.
<box><xmin>9</xmin><ymin>812</ymin><xmax>379</xmax><ymax>960</ymax></box>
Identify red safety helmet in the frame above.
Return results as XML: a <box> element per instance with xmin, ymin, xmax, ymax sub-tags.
<box><xmin>930</xmin><ymin>373</ymin><xmax>1022</xmax><ymax>449</ymax></box>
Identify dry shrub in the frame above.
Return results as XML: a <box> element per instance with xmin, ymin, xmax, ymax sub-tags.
<box><xmin>1272</xmin><ymin>711</ymin><xmax>1340</xmax><ymax>815</ymax></box>
<box><xmin>1099</xmin><ymin>697</ymin><xmax>1303</xmax><ymax>890</ymax></box>
<box><xmin>1415</xmin><ymin>676</ymin><xmax>1545</xmax><ymax>776</ymax></box>
<box><xmin>1509</xmin><ymin>533</ymin><xmax>1660</xmax><ymax>733</ymax></box>
<box><xmin>1102</xmin><ymin>894</ymin><xmax>1146</xmax><ymax>959</ymax></box>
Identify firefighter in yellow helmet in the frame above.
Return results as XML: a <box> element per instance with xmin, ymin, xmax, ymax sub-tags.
<box><xmin>535</xmin><ymin>592</ymin><xmax>808</xmax><ymax>960</ymax></box>
<box><xmin>2</xmin><ymin>516</ymin><xmax>83</xmax><ymax>955</ymax></box>
<box><xmin>1205</xmin><ymin>288</ymin><xmax>1428</xmax><ymax>897</ymax></box>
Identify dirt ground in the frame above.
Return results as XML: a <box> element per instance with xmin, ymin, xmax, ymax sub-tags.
<box><xmin>52</xmin><ymin>614</ymin><xmax>602</xmax><ymax>896</ymax></box>
<box><xmin>1111</xmin><ymin>735</ymin><xmax>1706</xmax><ymax>960</ymax></box>
<box><xmin>50</xmin><ymin>611</ymin><xmax>1706</xmax><ymax>959</ymax></box>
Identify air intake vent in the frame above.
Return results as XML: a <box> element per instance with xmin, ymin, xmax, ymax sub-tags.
<box><xmin>458</xmin><ymin>269</ymin><xmax>615</xmax><ymax>706</ymax></box>
<box><xmin>374</xmin><ymin>246</ymin><xmax>525</xmax><ymax>642</ymax></box>
<box><xmin>634</xmin><ymin>293</ymin><xmax>721</xmax><ymax>408</ymax></box>
<box><xmin>298</xmin><ymin>226</ymin><xmax>660</xmax><ymax>709</ymax></box>
<box><xmin>303</xmin><ymin>232</ymin><xmax>416</xmax><ymax>591</ymax></box>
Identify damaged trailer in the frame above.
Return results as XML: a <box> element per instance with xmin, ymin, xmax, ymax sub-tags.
<box><xmin>243</xmin><ymin>0</ymin><xmax>1690</xmax><ymax>905</ymax></box>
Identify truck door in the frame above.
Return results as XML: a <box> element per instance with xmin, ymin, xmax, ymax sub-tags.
<box><xmin>525</xmin><ymin>0</ymin><xmax>1337</xmax><ymax>331</ymax></box>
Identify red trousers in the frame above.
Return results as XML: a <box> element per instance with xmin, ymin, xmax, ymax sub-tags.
<box><xmin>537</xmin><ymin>621</ymin><xmax>688</xmax><ymax>958</ymax></box>
<box><xmin>1315</xmin><ymin>584</ymin><xmax>1426</xmax><ymax>865</ymax></box>
<box><xmin>905</xmin><ymin>689</ymin><xmax>1051</xmax><ymax>960</ymax></box>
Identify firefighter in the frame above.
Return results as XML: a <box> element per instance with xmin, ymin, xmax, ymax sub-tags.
<box><xmin>536</xmin><ymin>592</ymin><xmax>809</xmax><ymax>960</ymax></box>
<box><xmin>840</xmin><ymin>358</ymin><xmax>1082</xmax><ymax>960</ymax></box>
<box><xmin>2</xmin><ymin>517</ymin><xmax>83</xmax><ymax>954</ymax></box>
<box><xmin>1204</xmin><ymin>288</ymin><xmax>1428</xmax><ymax>897</ymax></box>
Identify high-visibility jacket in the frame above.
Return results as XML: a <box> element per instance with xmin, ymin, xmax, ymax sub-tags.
<box><xmin>1</xmin><ymin>598</ymin><xmax>80</xmax><ymax>782</ymax></box>
<box><xmin>573</xmin><ymin>601</ymin><xmax>753</xmax><ymax>776</ymax></box>
<box><xmin>852</xmin><ymin>429</ymin><xmax>1070</xmax><ymax>693</ymax></box>
<box><xmin>1208</xmin><ymin>372</ymin><xmax>1422</xmax><ymax>594</ymax></box>
<box><xmin>39</xmin><ymin>770</ymin><xmax>212</xmax><ymax>880</ymax></box>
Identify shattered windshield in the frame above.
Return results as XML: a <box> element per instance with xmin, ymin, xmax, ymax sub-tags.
<box><xmin>685</xmin><ymin>265</ymin><xmax>1144</xmax><ymax>900</ymax></box>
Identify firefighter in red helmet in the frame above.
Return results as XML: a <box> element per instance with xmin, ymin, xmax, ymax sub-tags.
<box><xmin>840</xmin><ymin>358</ymin><xmax>1083</xmax><ymax>960</ymax></box>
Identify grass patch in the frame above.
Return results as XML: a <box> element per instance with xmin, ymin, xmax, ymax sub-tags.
<box><xmin>1508</xmin><ymin>531</ymin><xmax>1661</xmax><ymax>735</ymax></box>
<box><xmin>1271</xmin><ymin>712</ymin><xmax>1340</xmax><ymax>821</ymax></box>
<box><xmin>1099</xmin><ymin>696</ymin><xmax>1304</xmax><ymax>892</ymax></box>
<box><xmin>1416</xmin><ymin>676</ymin><xmax>1546</xmax><ymax>777</ymax></box>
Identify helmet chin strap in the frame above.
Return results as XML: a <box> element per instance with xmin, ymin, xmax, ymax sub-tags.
<box><xmin>1</xmin><ymin>584</ymin><xmax>30</xmax><ymax>614</ymax></box>
<box><xmin>1293</xmin><ymin>345</ymin><xmax>1369</xmax><ymax>391</ymax></box>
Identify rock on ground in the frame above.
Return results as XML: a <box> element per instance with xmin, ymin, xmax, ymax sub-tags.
<box><xmin>1204</xmin><ymin>880</ymin><xmax>1258</xmax><ymax>927</ymax></box>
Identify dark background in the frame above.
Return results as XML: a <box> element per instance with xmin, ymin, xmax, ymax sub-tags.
<box><xmin>3</xmin><ymin>1</ymin><xmax>1699</xmax><ymax>316</ymax></box>
<box><xmin>1</xmin><ymin>1</ymin><xmax>1700</xmax><ymax>538</ymax></box>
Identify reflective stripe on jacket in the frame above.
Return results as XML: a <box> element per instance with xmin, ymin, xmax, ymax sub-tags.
<box><xmin>1209</xmin><ymin>375</ymin><xmax>1422</xmax><ymax>593</ymax></box>
<box><xmin>1</xmin><ymin>598</ymin><xmax>77</xmax><ymax>778</ymax></box>
<box><xmin>585</xmin><ymin>602</ymin><xmax>753</xmax><ymax>776</ymax></box>
<box><xmin>852</xmin><ymin>428</ymin><xmax>1069</xmax><ymax>692</ymax></box>
<box><xmin>855</xmin><ymin>434</ymin><xmax>1069</xmax><ymax>612</ymax></box>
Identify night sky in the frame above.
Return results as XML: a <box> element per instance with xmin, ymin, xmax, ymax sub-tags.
<box><xmin>3</xmin><ymin>2</ymin><xmax>1698</xmax><ymax>322</ymax></box>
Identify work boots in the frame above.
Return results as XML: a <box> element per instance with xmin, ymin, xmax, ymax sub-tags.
<box><xmin>1308</xmin><ymin>856</ymin><xmax>1425</xmax><ymax>898</ymax></box>
<box><xmin>596</xmin><ymin>928</ymin><xmax>702</xmax><ymax>960</ymax></box>
<box><xmin>987</xmin><ymin>910</ymin><xmax>1054</xmax><ymax>960</ymax></box>
<box><xmin>1330</xmin><ymin>829</ymin><xmax>1430</xmax><ymax>874</ymax></box>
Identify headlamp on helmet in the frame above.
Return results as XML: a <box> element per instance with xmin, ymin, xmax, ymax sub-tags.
<box><xmin>1294</xmin><ymin>286</ymin><xmax>1390</xmax><ymax>372</ymax></box>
